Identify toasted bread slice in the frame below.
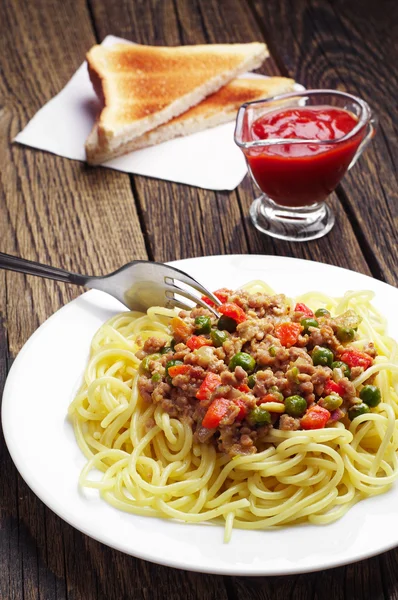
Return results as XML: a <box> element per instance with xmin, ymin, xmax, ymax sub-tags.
<box><xmin>85</xmin><ymin>42</ymin><xmax>268</xmax><ymax>163</ymax></box>
<box><xmin>86</xmin><ymin>76</ymin><xmax>295</xmax><ymax>163</ymax></box>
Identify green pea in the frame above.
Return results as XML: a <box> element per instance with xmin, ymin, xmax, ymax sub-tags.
<box><xmin>336</xmin><ymin>326</ymin><xmax>356</xmax><ymax>343</ymax></box>
<box><xmin>315</xmin><ymin>308</ymin><xmax>331</xmax><ymax>318</ymax></box>
<box><xmin>301</xmin><ymin>318</ymin><xmax>319</xmax><ymax>333</ymax></box>
<box><xmin>140</xmin><ymin>353</ymin><xmax>161</xmax><ymax>373</ymax></box>
<box><xmin>165</xmin><ymin>359</ymin><xmax>183</xmax><ymax>376</ymax></box>
<box><xmin>217</xmin><ymin>315</ymin><xmax>237</xmax><ymax>333</ymax></box>
<box><xmin>348</xmin><ymin>403</ymin><xmax>370</xmax><ymax>421</ymax></box>
<box><xmin>312</xmin><ymin>347</ymin><xmax>334</xmax><ymax>367</ymax></box>
<box><xmin>248</xmin><ymin>406</ymin><xmax>271</xmax><ymax>426</ymax></box>
<box><xmin>248</xmin><ymin>374</ymin><xmax>256</xmax><ymax>389</ymax></box>
<box><xmin>160</xmin><ymin>345</ymin><xmax>172</xmax><ymax>355</ymax></box>
<box><xmin>210</xmin><ymin>329</ymin><xmax>228</xmax><ymax>347</ymax></box>
<box><xmin>359</xmin><ymin>385</ymin><xmax>381</xmax><ymax>407</ymax></box>
<box><xmin>229</xmin><ymin>352</ymin><xmax>256</xmax><ymax>373</ymax></box>
<box><xmin>320</xmin><ymin>394</ymin><xmax>343</xmax><ymax>411</ymax></box>
<box><xmin>331</xmin><ymin>361</ymin><xmax>351</xmax><ymax>379</ymax></box>
<box><xmin>269</xmin><ymin>346</ymin><xmax>277</xmax><ymax>357</ymax></box>
<box><xmin>194</xmin><ymin>315</ymin><xmax>212</xmax><ymax>334</ymax></box>
<box><xmin>151</xmin><ymin>372</ymin><xmax>161</xmax><ymax>383</ymax></box>
<box><xmin>284</xmin><ymin>395</ymin><xmax>307</xmax><ymax>417</ymax></box>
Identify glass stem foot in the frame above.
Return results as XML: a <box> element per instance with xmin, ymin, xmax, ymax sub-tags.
<box><xmin>250</xmin><ymin>195</ymin><xmax>335</xmax><ymax>242</ymax></box>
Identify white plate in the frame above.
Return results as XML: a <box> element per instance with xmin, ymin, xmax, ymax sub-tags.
<box><xmin>2</xmin><ymin>255</ymin><xmax>398</xmax><ymax>576</ymax></box>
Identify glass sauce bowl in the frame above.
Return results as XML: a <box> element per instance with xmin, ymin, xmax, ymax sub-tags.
<box><xmin>234</xmin><ymin>90</ymin><xmax>377</xmax><ymax>242</ymax></box>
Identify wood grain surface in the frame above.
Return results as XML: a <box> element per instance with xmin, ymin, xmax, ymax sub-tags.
<box><xmin>0</xmin><ymin>0</ymin><xmax>397</xmax><ymax>598</ymax></box>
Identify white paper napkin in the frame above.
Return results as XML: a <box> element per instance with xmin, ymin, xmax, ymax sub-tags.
<box><xmin>15</xmin><ymin>35</ymin><xmax>302</xmax><ymax>191</ymax></box>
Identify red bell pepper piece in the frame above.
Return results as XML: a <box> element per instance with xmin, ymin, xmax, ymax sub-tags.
<box><xmin>301</xmin><ymin>405</ymin><xmax>331</xmax><ymax>430</ymax></box>
<box><xmin>201</xmin><ymin>288</ymin><xmax>231</xmax><ymax>308</ymax></box>
<box><xmin>234</xmin><ymin>399</ymin><xmax>248</xmax><ymax>421</ymax></box>
<box><xmin>218</xmin><ymin>303</ymin><xmax>247</xmax><ymax>324</ymax></box>
<box><xmin>294</xmin><ymin>303</ymin><xmax>314</xmax><ymax>318</ymax></box>
<box><xmin>340</xmin><ymin>350</ymin><xmax>373</xmax><ymax>370</ymax></box>
<box><xmin>186</xmin><ymin>335</ymin><xmax>213</xmax><ymax>350</ymax></box>
<box><xmin>202</xmin><ymin>398</ymin><xmax>230</xmax><ymax>428</ymax></box>
<box><xmin>168</xmin><ymin>364</ymin><xmax>191</xmax><ymax>377</ymax></box>
<box><xmin>237</xmin><ymin>383</ymin><xmax>250</xmax><ymax>393</ymax></box>
<box><xmin>324</xmin><ymin>380</ymin><xmax>345</xmax><ymax>396</ymax></box>
<box><xmin>196</xmin><ymin>373</ymin><xmax>222</xmax><ymax>400</ymax></box>
<box><xmin>274</xmin><ymin>322</ymin><xmax>302</xmax><ymax>348</ymax></box>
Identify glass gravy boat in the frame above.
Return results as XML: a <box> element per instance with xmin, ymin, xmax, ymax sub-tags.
<box><xmin>234</xmin><ymin>90</ymin><xmax>377</xmax><ymax>242</ymax></box>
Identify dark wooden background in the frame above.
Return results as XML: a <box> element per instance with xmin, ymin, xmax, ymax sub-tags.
<box><xmin>1</xmin><ymin>0</ymin><xmax>397</xmax><ymax>598</ymax></box>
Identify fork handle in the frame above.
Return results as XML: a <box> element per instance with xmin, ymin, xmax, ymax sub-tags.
<box><xmin>0</xmin><ymin>252</ymin><xmax>88</xmax><ymax>286</ymax></box>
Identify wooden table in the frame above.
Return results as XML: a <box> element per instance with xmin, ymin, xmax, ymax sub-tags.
<box><xmin>1</xmin><ymin>0</ymin><xmax>397</xmax><ymax>598</ymax></box>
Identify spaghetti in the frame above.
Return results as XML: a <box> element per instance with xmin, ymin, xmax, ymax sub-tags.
<box><xmin>68</xmin><ymin>284</ymin><xmax>398</xmax><ymax>541</ymax></box>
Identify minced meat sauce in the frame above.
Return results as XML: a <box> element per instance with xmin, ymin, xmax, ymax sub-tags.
<box><xmin>137</xmin><ymin>288</ymin><xmax>379</xmax><ymax>456</ymax></box>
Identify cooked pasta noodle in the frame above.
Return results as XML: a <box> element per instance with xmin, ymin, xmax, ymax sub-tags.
<box><xmin>68</xmin><ymin>283</ymin><xmax>398</xmax><ymax>541</ymax></box>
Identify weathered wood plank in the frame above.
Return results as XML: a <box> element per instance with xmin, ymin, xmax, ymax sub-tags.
<box><xmin>0</xmin><ymin>1</ymin><xmax>148</xmax><ymax>600</ymax></box>
<box><xmin>250</xmin><ymin>0</ymin><xmax>398</xmax><ymax>286</ymax></box>
<box><xmin>380</xmin><ymin>548</ymin><xmax>398</xmax><ymax>600</ymax></box>
<box><xmin>0</xmin><ymin>310</ymin><xmax>23</xmax><ymax>600</ymax></box>
<box><xmin>0</xmin><ymin>0</ymin><xmax>147</xmax><ymax>355</ymax></box>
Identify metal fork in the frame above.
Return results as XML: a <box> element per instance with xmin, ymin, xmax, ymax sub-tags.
<box><xmin>0</xmin><ymin>252</ymin><xmax>221</xmax><ymax>315</ymax></box>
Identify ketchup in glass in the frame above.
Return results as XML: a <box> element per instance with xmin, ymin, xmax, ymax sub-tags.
<box><xmin>245</xmin><ymin>106</ymin><xmax>365</xmax><ymax>207</ymax></box>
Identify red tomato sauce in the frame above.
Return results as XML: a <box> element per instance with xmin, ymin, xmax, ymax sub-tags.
<box><xmin>244</xmin><ymin>106</ymin><xmax>364</xmax><ymax>207</ymax></box>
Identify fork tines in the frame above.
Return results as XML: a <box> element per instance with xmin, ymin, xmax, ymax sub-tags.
<box><xmin>164</xmin><ymin>276</ymin><xmax>220</xmax><ymax>316</ymax></box>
